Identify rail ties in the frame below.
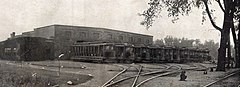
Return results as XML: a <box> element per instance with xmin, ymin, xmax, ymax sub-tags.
<box><xmin>161</xmin><ymin>64</ymin><xmax>170</xmax><ymax>69</ymax></box>
<box><xmin>131</xmin><ymin>65</ymin><xmax>142</xmax><ymax>87</ymax></box>
<box><xmin>105</xmin><ymin>76</ymin><xmax>135</xmax><ymax>87</ymax></box>
<box><xmin>135</xmin><ymin>71</ymin><xmax>180</xmax><ymax>87</ymax></box>
<box><xmin>101</xmin><ymin>64</ymin><xmax>130</xmax><ymax>87</ymax></box>
<box><xmin>135</xmin><ymin>65</ymin><xmax>182</xmax><ymax>87</ymax></box>
<box><xmin>104</xmin><ymin>64</ymin><xmax>183</xmax><ymax>87</ymax></box>
<box><xmin>202</xmin><ymin>70</ymin><xmax>240</xmax><ymax>87</ymax></box>
<box><xmin>103</xmin><ymin>64</ymin><xmax>142</xmax><ymax>87</ymax></box>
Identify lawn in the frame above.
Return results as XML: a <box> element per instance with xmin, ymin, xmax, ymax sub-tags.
<box><xmin>0</xmin><ymin>62</ymin><xmax>93</xmax><ymax>87</ymax></box>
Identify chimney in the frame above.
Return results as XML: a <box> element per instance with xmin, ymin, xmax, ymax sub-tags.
<box><xmin>10</xmin><ymin>32</ymin><xmax>15</xmax><ymax>38</ymax></box>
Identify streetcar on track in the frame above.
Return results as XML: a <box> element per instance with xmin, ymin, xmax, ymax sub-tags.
<box><xmin>70</xmin><ymin>42</ymin><xmax>211</xmax><ymax>63</ymax></box>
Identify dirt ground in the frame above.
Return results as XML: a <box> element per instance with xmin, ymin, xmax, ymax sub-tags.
<box><xmin>0</xmin><ymin>60</ymin><xmax>239</xmax><ymax>87</ymax></box>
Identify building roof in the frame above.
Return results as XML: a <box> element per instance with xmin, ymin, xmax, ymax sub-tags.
<box><xmin>35</xmin><ymin>24</ymin><xmax>153</xmax><ymax>37</ymax></box>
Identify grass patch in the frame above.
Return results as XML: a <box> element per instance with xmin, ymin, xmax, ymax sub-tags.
<box><xmin>0</xmin><ymin>63</ymin><xmax>92</xmax><ymax>87</ymax></box>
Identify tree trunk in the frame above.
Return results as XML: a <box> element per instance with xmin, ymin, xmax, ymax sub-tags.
<box><xmin>216</xmin><ymin>31</ymin><xmax>228</xmax><ymax>71</ymax></box>
<box><xmin>216</xmin><ymin>0</ymin><xmax>232</xmax><ymax>71</ymax></box>
<box><xmin>230</xmin><ymin>13</ymin><xmax>239</xmax><ymax>68</ymax></box>
<box><xmin>216</xmin><ymin>24</ymin><xmax>230</xmax><ymax>71</ymax></box>
<box><xmin>226</xmin><ymin>34</ymin><xmax>231</xmax><ymax>68</ymax></box>
<box><xmin>231</xmin><ymin>27</ymin><xmax>239</xmax><ymax>68</ymax></box>
<box><xmin>216</xmin><ymin>13</ymin><xmax>231</xmax><ymax>71</ymax></box>
<box><xmin>236</xmin><ymin>41</ymin><xmax>239</xmax><ymax>68</ymax></box>
<box><xmin>237</xmin><ymin>29</ymin><xmax>240</xmax><ymax>68</ymax></box>
<box><xmin>229</xmin><ymin>1</ymin><xmax>239</xmax><ymax>68</ymax></box>
<box><xmin>235</xmin><ymin>19</ymin><xmax>240</xmax><ymax>68</ymax></box>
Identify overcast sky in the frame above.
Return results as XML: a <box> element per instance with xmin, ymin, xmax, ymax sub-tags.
<box><xmin>0</xmin><ymin>0</ymin><xmax>223</xmax><ymax>43</ymax></box>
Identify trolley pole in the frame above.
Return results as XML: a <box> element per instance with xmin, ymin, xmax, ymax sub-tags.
<box><xmin>58</xmin><ymin>53</ymin><xmax>64</xmax><ymax>76</ymax></box>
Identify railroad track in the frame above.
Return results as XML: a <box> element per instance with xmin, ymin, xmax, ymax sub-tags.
<box><xmin>140</xmin><ymin>64</ymin><xmax>169</xmax><ymax>70</ymax></box>
<box><xmin>131</xmin><ymin>65</ymin><xmax>142</xmax><ymax>87</ymax></box>
<box><xmin>102</xmin><ymin>64</ymin><xmax>182</xmax><ymax>87</ymax></box>
<box><xmin>103</xmin><ymin>64</ymin><xmax>214</xmax><ymax>87</ymax></box>
<box><xmin>102</xmin><ymin>64</ymin><xmax>141</xmax><ymax>87</ymax></box>
<box><xmin>101</xmin><ymin>64</ymin><xmax>130</xmax><ymax>87</ymax></box>
<box><xmin>135</xmin><ymin>65</ymin><xmax>182</xmax><ymax>87</ymax></box>
<box><xmin>202</xmin><ymin>69</ymin><xmax>240</xmax><ymax>87</ymax></box>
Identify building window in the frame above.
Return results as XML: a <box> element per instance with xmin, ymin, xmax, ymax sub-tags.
<box><xmin>65</xmin><ymin>31</ymin><xmax>72</xmax><ymax>39</ymax></box>
<box><xmin>129</xmin><ymin>37</ymin><xmax>133</xmax><ymax>42</ymax></box>
<box><xmin>146</xmin><ymin>39</ymin><xmax>150</xmax><ymax>44</ymax></box>
<box><xmin>138</xmin><ymin>38</ymin><xmax>141</xmax><ymax>43</ymax></box>
<box><xmin>118</xmin><ymin>35</ymin><xmax>123</xmax><ymax>41</ymax></box>
<box><xmin>79</xmin><ymin>32</ymin><xmax>86</xmax><ymax>37</ymax></box>
<box><xmin>4</xmin><ymin>48</ymin><xmax>11</xmax><ymax>53</ymax></box>
<box><xmin>93</xmin><ymin>33</ymin><xmax>100</xmax><ymax>39</ymax></box>
<box><xmin>107</xmin><ymin>34</ymin><xmax>112</xmax><ymax>40</ymax></box>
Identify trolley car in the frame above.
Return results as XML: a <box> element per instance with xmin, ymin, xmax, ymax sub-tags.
<box><xmin>70</xmin><ymin>42</ymin><xmax>211</xmax><ymax>63</ymax></box>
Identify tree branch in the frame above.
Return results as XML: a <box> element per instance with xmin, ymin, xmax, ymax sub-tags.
<box><xmin>231</xmin><ymin>17</ymin><xmax>237</xmax><ymax>45</ymax></box>
<box><xmin>217</xmin><ymin>0</ymin><xmax>225</xmax><ymax>13</ymax></box>
<box><xmin>203</xmin><ymin>0</ymin><xmax>222</xmax><ymax>31</ymax></box>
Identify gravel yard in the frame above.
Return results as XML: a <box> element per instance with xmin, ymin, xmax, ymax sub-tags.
<box><xmin>1</xmin><ymin>60</ymin><xmax>239</xmax><ymax>87</ymax></box>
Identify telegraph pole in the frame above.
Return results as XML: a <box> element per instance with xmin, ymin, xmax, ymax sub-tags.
<box><xmin>58</xmin><ymin>53</ymin><xmax>64</xmax><ymax>76</ymax></box>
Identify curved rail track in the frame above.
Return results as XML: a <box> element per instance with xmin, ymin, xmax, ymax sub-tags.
<box><xmin>101</xmin><ymin>64</ymin><xmax>130</xmax><ymax>87</ymax></box>
<box><xmin>202</xmin><ymin>70</ymin><xmax>240</xmax><ymax>87</ymax></box>
<box><xmin>102</xmin><ymin>64</ymin><xmax>141</xmax><ymax>87</ymax></box>
<box><xmin>135</xmin><ymin>65</ymin><xmax>182</xmax><ymax>87</ymax></box>
<box><xmin>103</xmin><ymin>64</ymin><xmax>183</xmax><ymax>87</ymax></box>
<box><xmin>131</xmin><ymin>65</ymin><xmax>142</xmax><ymax>87</ymax></box>
<box><xmin>103</xmin><ymin>63</ymin><xmax>217</xmax><ymax>87</ymax></box>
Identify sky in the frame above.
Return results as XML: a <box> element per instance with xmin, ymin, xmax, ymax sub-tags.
<box><xmin>0</xmin><ymin>0</ymin><xmax>224</xmax><ymax>43</ymax></box>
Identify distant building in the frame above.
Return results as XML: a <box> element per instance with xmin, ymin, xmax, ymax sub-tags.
<box><xmin>0</xmin><ymin>37</ymin><xmax>54</xmax><ymax>61</ymax></box>
<box><xmin>15</xmin><ymin>24</ymin><xmax>153</xmax><ymax>59</ymax></box>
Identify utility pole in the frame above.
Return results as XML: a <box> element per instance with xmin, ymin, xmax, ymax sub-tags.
<box><xmin>58</xmin><ymin>53</ymin><xmax>64</xmax><ymax>76</ymax></box>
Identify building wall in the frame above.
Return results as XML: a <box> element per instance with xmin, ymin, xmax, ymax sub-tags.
<box><xmin>0</xmin><ymin>39</ymin><xmax>19</xmax><ymax>60</ymax></box>
<box><xmin>0</xmin><ymin>37</ymin><xmax>54</xmax><ymax>61</ymax></box>
<box><xmin>22</xmin><ymin>31</ymin><xmax>35</xmax><ymax>37</ymax></box>
<box><xmin>19</xmin><ymin>25</ymin><xmax>153</xmax><ymax>59</ymax></box>
<box><xmin>31</xmin><ymin>25</ymin><xmax>153</xmax><ymax>45</ymax></box>
<box><xmin>53</xmin><ymin>25</ymin><xmax>153</xmax><ymax>45</ymax></box>
<box><xmin>34</xmin><ymin>25</ymin><xmax>55</xmax><ymax>39</ymax></box>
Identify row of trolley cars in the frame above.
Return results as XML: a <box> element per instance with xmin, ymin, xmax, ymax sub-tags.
<box><xmin>70</xmin><ymin>42</ymin><xmax>211</xmax><ymax>63</ymax></box>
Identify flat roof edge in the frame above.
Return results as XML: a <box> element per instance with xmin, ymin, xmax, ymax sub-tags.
<box><xmin>36</xmin><ymin>24</ymin><xmax>153</xmax><ymax>37</ymax></box>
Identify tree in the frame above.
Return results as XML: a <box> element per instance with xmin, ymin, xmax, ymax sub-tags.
<box><xmin>180</xmin><ymin>38</ymin><xmax>195</xmax><ymax>47</ymax></box>
<box><xmin>164</xmin><ymin>35</ymin><xmax>174</xmax><ymax>46</ymax></box>
<box><xmin>154</xmin><ymin>36</ymin><xmax>219</xmax><ymax>60</ymax></box>
<box><xmin>173</xmin><ymin>37</ymin><xmax>181</xmax><ymax>46</ymax></box>
<box><xmin>202</xmin><ymin>40</ymin><xmax>219</xmax><ymax>61</ymax></box>
<box><xmin>154</xmin><ymin>39</ymin><xmax>165</xmax><ymax>45</ymax></box>
<box><xmin>140</xmin><ymin>0</ymin><xmax>240</xmax><ymax>71</ymax></box>
<box><xmin>193</xmin><ymin>39</ymin><xmax>201</xmax><ymax>47</ymax></box>
<box><xmin>159</xmin><ymin>36</ymin><xmax>206</xmax><ymax>47</ymax></box>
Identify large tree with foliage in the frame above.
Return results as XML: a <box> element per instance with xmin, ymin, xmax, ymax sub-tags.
<box><xmin>154</xmin><ymin>36</ymin><xmax>219</xmax><ymax>60</ymax></box>
<box><xmin>140</xmin><ymin>0</ymin><xmax>240</xmax><ymax>71</ymax></box>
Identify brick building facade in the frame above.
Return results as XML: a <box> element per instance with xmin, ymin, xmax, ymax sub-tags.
<box><xmin>21</xmin><ymin>25</ymin><xmax>153</xmax><ymax>59</ymax></box>
<box><xmin>0</xmin><ymin>37</ymin><xmax>54</xmax><ymax>61</ymax></box>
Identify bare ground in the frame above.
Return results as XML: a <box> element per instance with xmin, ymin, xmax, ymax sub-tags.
<box><xmin>1</xmin><ymin>60</ymin><xmax>240</xmax><ymax>87</ymax></box>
